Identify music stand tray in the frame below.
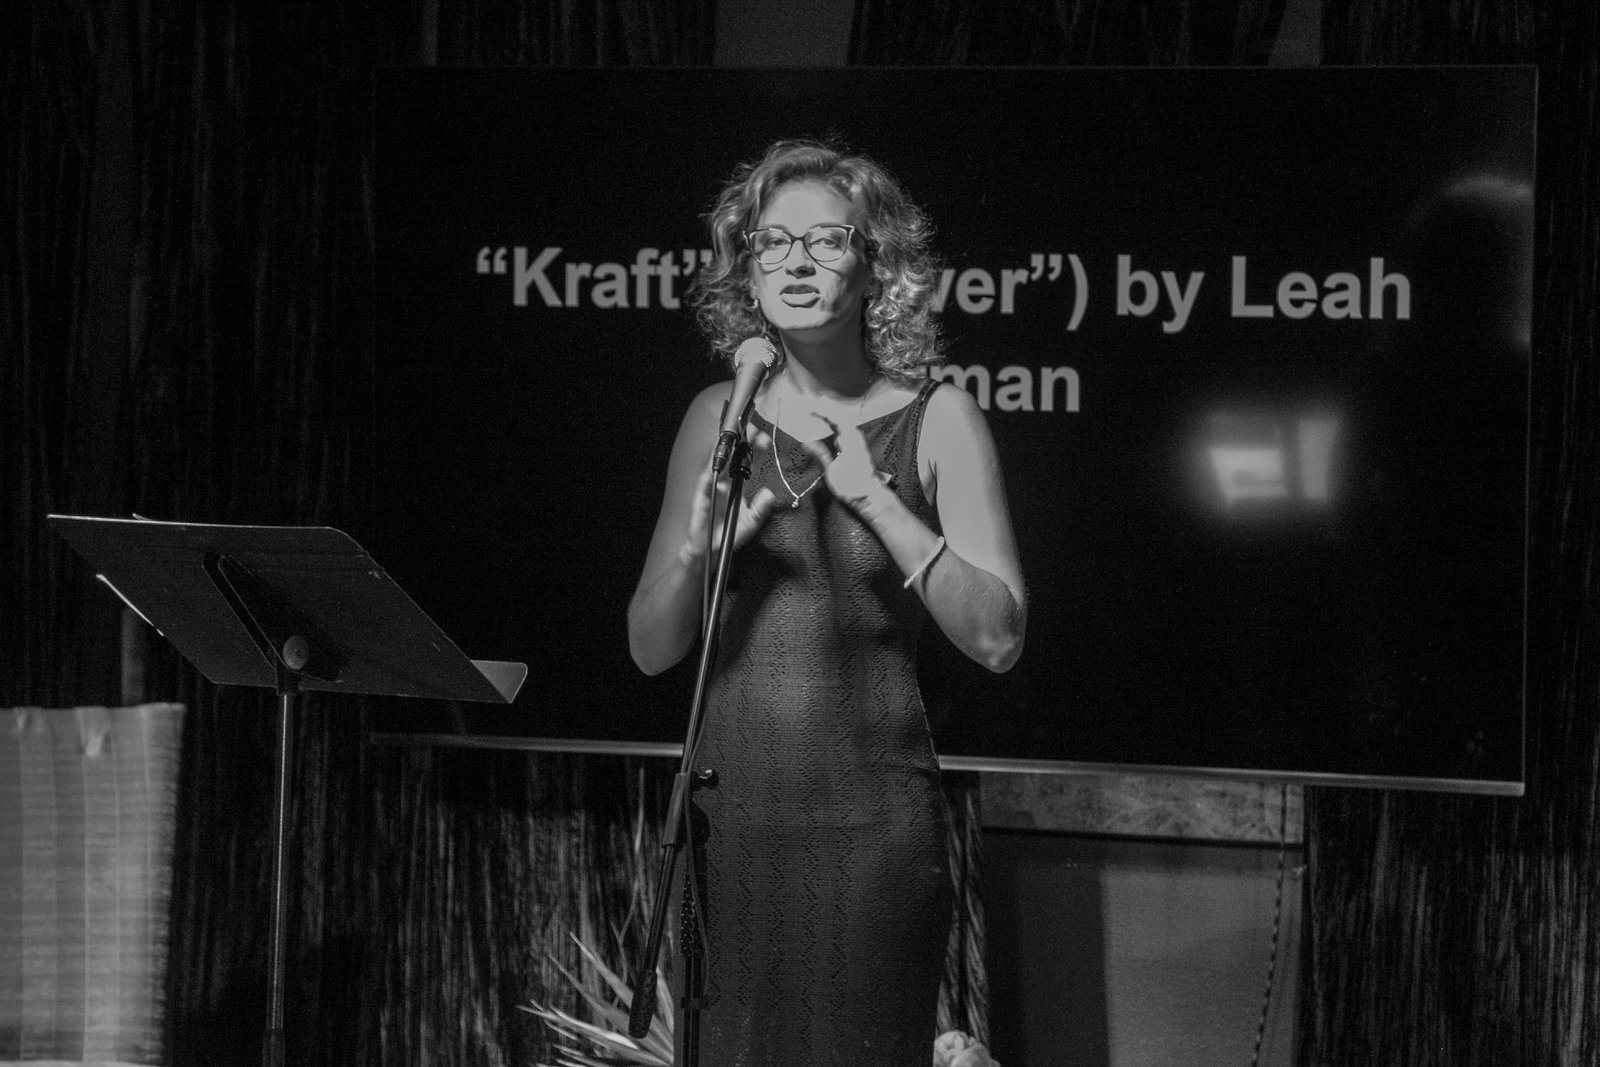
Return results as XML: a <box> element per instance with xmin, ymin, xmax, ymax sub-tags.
<box><xmin>49</xmin><ymin>513</ymin><xmax>527</xmax><ymax>1067</ymax></box>
<box><xmin>48</xmin><ymin>514</ymin><xmax>525</xmax><ymax>703</ymax></box>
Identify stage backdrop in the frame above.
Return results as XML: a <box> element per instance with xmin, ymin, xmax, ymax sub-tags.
<box><xmin>371</xmin><ymin>67</ymin><xmax>1532</xmax><ymax>793</ymax></box>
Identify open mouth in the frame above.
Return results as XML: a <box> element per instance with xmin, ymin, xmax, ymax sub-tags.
<box><xmin>780</xmin><ymin>285</ymin><xmax>820</xmax><ymax>305</ymax></box>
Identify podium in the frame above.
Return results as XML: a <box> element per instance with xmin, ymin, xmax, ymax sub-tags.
<box><xmin>49</xmin><ymin>514</ymin><xmax>526</xmax><ymax>1067</ymax></box>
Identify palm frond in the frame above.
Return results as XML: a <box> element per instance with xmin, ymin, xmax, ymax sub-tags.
<box><xmin>524</xmin><ymin>933</ymin><xmax>673</xmax><ymax>1067</ymax></box>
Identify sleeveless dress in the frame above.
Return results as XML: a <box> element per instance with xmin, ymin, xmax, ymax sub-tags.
<box><xmin>689</xmin><ymin>378</ymin><xmax>952</xmax><ymax>1067</ymax></box>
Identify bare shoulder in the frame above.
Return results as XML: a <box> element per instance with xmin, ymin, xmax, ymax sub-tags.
<box><xmin>681</xmin><ymin>379</ymin><xmax>734</xmax><ymax>433</ymax></box>
<box><xmin>690</xmin><ymin>379</ymin><xmax>734</xmax><ymax>412</ymax></box>
<box><xmin>916</xmin><ymin>380</ymin><xmax>1002</xmax><ymax>506</ymax></box>
<box><xmin>923</xmin><ymin>379</ymin><xmax>993</xmax><ymax>446</ymax></box>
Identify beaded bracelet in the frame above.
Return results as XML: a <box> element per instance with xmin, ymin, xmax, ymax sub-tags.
<box><xmin>903</xmin><ymin>536</ymin><xmax>946</xmax><ymax>589</ymax></box>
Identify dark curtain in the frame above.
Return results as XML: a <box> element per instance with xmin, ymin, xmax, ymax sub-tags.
<box><xmin>850</xmin><ymin>0</ymin><xmax>1289</xmax><ymax>66</ymax></box>
<box><xmin>3</xmin><ymin>3</ymin><xmax>122</xmax><ymax>710</ymax></box>
<box><xmin>7</xmin><ymin>2</ymin><xmax>716</xmax><ymax>1065</ymax></box>
<box><xmin>7</xmin><ymin>0</ymin><xmax>1000</xmax><ymax>1063</ymax></box>
<box><xmin>1299</xmin><ymin>5</ymin><xmax>1600</xmax><ymax>1065</ymax></box>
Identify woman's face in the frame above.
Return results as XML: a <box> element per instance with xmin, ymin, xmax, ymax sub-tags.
<box><xmin>749</xmin><ymin>181</ymin><xmax>871</xmax><ymax>343</ymax></box>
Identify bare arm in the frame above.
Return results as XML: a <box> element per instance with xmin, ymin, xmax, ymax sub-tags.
<box><xmin>628</xmin><ymin>384</ymin><xmax>777</xmax><ymax>675</ymax></box>
<box><xmin>813</xmin><ymin>385</ymin><xmax>1027</xmax><ymax>672</ymax></box>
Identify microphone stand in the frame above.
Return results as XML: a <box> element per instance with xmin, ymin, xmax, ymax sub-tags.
<box><xmin>627</xmin><ymin>427</ymin><xmax>752</xmax><ymax>1067</ymax></box>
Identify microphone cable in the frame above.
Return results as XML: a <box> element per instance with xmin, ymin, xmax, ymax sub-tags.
<box><xmin>1250</xmin><ymin>782</ymin><xmax>1293</xmax><ymax>1067</ymax></box>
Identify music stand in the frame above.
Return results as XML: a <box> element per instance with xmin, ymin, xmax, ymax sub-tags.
<box><xmin>48</xmin><ymin>514</ymin><xmax>527</xmax><ymax>1067</ymax></box>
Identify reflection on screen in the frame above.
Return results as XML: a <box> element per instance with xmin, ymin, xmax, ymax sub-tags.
<box><xmin>1200</xmin><ymin>407</ymin><xmax>1344</xmax><ymax>514</ymax></box>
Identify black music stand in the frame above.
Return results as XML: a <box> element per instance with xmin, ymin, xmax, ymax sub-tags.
<box><xmin>48</xmin><ymin>514</ymin><xmax>527</xmax><ymax>1067</ymax></box>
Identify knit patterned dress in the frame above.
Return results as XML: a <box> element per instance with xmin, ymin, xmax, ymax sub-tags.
<box><xmin>689</xmin><ymin>379</ymin><xmax>952</xmax><ymax>1067</ymax></box>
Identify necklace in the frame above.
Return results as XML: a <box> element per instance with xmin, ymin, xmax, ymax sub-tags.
<box><xmin>772</xmin><ymin>369</ymin><xmax>874</xmax><ymax>509</ymax></box>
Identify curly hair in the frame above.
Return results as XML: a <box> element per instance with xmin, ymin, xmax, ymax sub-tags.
<box><xmin>691</xmin><ymin>138</ymin><xmax>946</xmax><ymax>382</ymax></box>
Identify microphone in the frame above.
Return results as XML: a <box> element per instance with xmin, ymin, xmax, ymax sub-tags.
<box><xmin>711</xmin><ymin>337</ymin><xmax>778</xmax><ymax>473</ymax></box>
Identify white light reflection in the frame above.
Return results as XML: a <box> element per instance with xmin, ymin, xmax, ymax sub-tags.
<box><xmin>1200</xmin><ymin>407</ymin><xmax>1345</xmax><ymax>516</ymax></box>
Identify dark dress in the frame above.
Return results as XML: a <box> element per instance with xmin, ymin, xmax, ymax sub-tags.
<box><xmin>689</xmin><ymin>378</ymin><xmax>952</xmax><ymax>1067</ymax></box>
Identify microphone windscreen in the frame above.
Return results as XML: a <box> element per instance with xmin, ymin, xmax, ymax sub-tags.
<box><xmin>734</xmin><ymin>337</ymin><xmax>779</xmax><ymax>370</ymax></box>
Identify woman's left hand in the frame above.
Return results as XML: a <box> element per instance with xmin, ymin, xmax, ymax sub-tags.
<box><xmin>804</xmin><ymin>385</ymin><xmax>1026</xmax><ymax>674</ymax></box>
<box><xmin>804</xmin><ymin>413</ymin><xmax>890</xmax><ymax>509</ymax></box>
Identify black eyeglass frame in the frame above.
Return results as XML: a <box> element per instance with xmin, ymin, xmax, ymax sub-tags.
<box><xmin>742</xmin><ymin>223</ymin><xmax>862</xmax><ymax>266</ymax></box>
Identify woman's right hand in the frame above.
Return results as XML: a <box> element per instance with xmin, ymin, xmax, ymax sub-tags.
<box><xmin>631</xmin><ymin>386</ymin><xmax>780</xmax><ymax>676</ymax></box>
<box><xmin>680</xmin><ymin>432</ymin><xmax>779</xmax><ymax>567</ymax></box>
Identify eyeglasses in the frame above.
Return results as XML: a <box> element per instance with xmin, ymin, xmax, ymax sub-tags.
<box><xmin>744</xmin><ymin>224</ymin><xmax>859</xmax><ymax>266</ymax></box>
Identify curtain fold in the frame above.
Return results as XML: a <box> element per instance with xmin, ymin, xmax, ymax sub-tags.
<box><xmin>850</xmin><ymin>0</ymin><xmax>1288</xmax><ymax>66</ymax></box>
<box><xmin>2</xmin><ymin>2</ymin><xmax>119</xmax><ymax>710</ymax></box>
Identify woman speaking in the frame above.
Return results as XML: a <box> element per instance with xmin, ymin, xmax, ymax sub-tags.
<box><xmin>629</xmin><ymin>138</ymin><xmax>1026</xmax><ymax>1067</ymax></box>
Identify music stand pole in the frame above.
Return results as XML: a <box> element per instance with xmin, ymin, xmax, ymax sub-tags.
<box><xmin>265</xmin><ymin>682</ymin><xmax>295</xmax><ymax>1067</ymax></box>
